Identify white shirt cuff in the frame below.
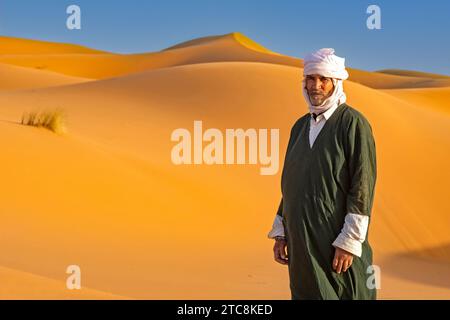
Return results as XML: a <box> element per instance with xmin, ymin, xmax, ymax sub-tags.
<box><xmin>332</xmin><ymin>213</ymin><xmax>369</xmax><ymax>257</ymax></box>
<box><xmin>267</xmin><ymin>214</ymin><xmax>285</xmax><ymax>239</ymax></box>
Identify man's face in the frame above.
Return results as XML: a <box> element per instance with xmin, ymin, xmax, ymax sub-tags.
<box><xmin>305</xmin><ymin>74</ymin><xmax>335</xmax><ymax>106</ymax></box>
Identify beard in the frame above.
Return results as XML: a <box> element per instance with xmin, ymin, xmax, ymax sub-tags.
<box><xmin>309</xmin><ymin>91</ymin><xmax>326</xmax><ymax>106</ymax></box>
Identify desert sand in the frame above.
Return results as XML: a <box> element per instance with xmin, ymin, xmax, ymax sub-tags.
<box><xmin>0</xmin><ymin>32</ymin><xmax>449</xmax><ymax>299</ymax></box>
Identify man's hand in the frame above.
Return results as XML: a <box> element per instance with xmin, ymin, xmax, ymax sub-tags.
<box><xmin>332</xmin><ymin>247</ymin><xmax>353</xmax><ymax>274</ymax></box>
<box><xmin>273</xmin><ymin>238</ymin><xmax>288</xmax><ymax>265</ymax></box>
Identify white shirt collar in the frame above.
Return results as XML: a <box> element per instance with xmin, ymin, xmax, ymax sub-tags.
<box><xmin>311</xmin><ymin>102</ymin><xmax>340</xmax><ymax>122</ymax></box>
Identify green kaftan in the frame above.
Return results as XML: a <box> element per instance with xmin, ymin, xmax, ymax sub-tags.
<box><xmin>277</xmin><ymin>103</ymin><xmax>377</xmax><ymax>300</ymax></box>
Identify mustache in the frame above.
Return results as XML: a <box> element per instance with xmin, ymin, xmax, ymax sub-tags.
<box><xmin>310</xmin><ymin>91</ymin><xmax>324</xmax><ymax>95</ymax></box>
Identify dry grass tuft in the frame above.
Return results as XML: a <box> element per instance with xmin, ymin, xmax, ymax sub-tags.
<box><xmin>21</xmin><ymin>109</ymin><xmax>66</xmax><ymax>134</ymax></box>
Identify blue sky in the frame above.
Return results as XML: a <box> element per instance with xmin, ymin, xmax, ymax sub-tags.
<box><xmin>0</xmin><ymin>0</ymin><xmax>449</xmax><ymax>75</ymax></box>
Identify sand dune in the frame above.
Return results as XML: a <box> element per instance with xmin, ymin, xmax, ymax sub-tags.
<box><xmin>377</xmin><ymin>69</ymin><xmax>450</xmax><ymax>80</ymax></box>
<box><xmin>0</xmin><ymin>35</ymin><xmax>106</xmax><ymax>54</ymax></box>
<box><xmin>348</xmin><ymin>68</ymin><xmax>450</xmax><ymax>89</ymax></box>
<box><xmin>382</xmin><ymin>86</ymin><xmax>450</xmax><ymax>116</ymax></box>
<box><xmin>0</xmin><ymin>33</ymin><xmax>300</xmax><ymax>79</ymax></box>
<box><xmin>2</xmin><ymin>32</ymin><xmax>447</xmax><ymax>90</ymax></box>
<box><xmin>0</xmin><ymin>34</ymin><xmax>449</xmax><ymax>299</ymax></box>
<box><xmin>0</xmin><ymin>105</ymin><xmax>288</xmax><ymax>299</ymax></box>
<box><xmin>163</xmin><ymin>32</ymin><xmax>278</xmax><ymax>55</ymax></box>
<box><xmin>0</xmin><ymin>266</ymin><xmax>128</xmax><ymax>299</ymax></box>
<box><xmin>0</xmin><ymin>62</ymin><xmax>91</xmax><ymax>90</ymax></box>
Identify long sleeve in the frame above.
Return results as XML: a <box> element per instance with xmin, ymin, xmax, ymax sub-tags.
<box><xmin>267</xmin><ymin>199</ymin><xmax>285</xmax><ymax>239</ymax></box>
<box><xmin>333</xmin><ymin>116</ymin><xmax>377</xmax><ymax>257</ymax></box>
<box><xmin>332</xmin><ymin>213</ymin><xmax>369</xmax><ymax>257</ymax></box>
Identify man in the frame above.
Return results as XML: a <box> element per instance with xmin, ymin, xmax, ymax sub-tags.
<box><xmin>268</xmin><ymin>48</ymin><xmax>377</xmax><ymax>300</ymax></box>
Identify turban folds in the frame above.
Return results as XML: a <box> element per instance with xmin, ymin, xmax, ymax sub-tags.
<box><xmin>303</xmin><ymin>48</ymin><xmax>349</xmax><ymax>80</ymax></box>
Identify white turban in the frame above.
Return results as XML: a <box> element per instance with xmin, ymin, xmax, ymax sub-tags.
<box><xmin>302</xmin><ymin>48</ymin><xmax>349</xmax><ymax>114</ymax></box>
<box><xmin>303</xmin><ymin>48</ymin><xmax>349</xmax><ymax>80</ymax></box>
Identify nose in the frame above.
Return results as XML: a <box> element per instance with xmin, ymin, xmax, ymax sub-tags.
<box><xmin>312</xmin><ymin>79</ymin><xmax>322</xmax><ymax>90</ymax></box>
